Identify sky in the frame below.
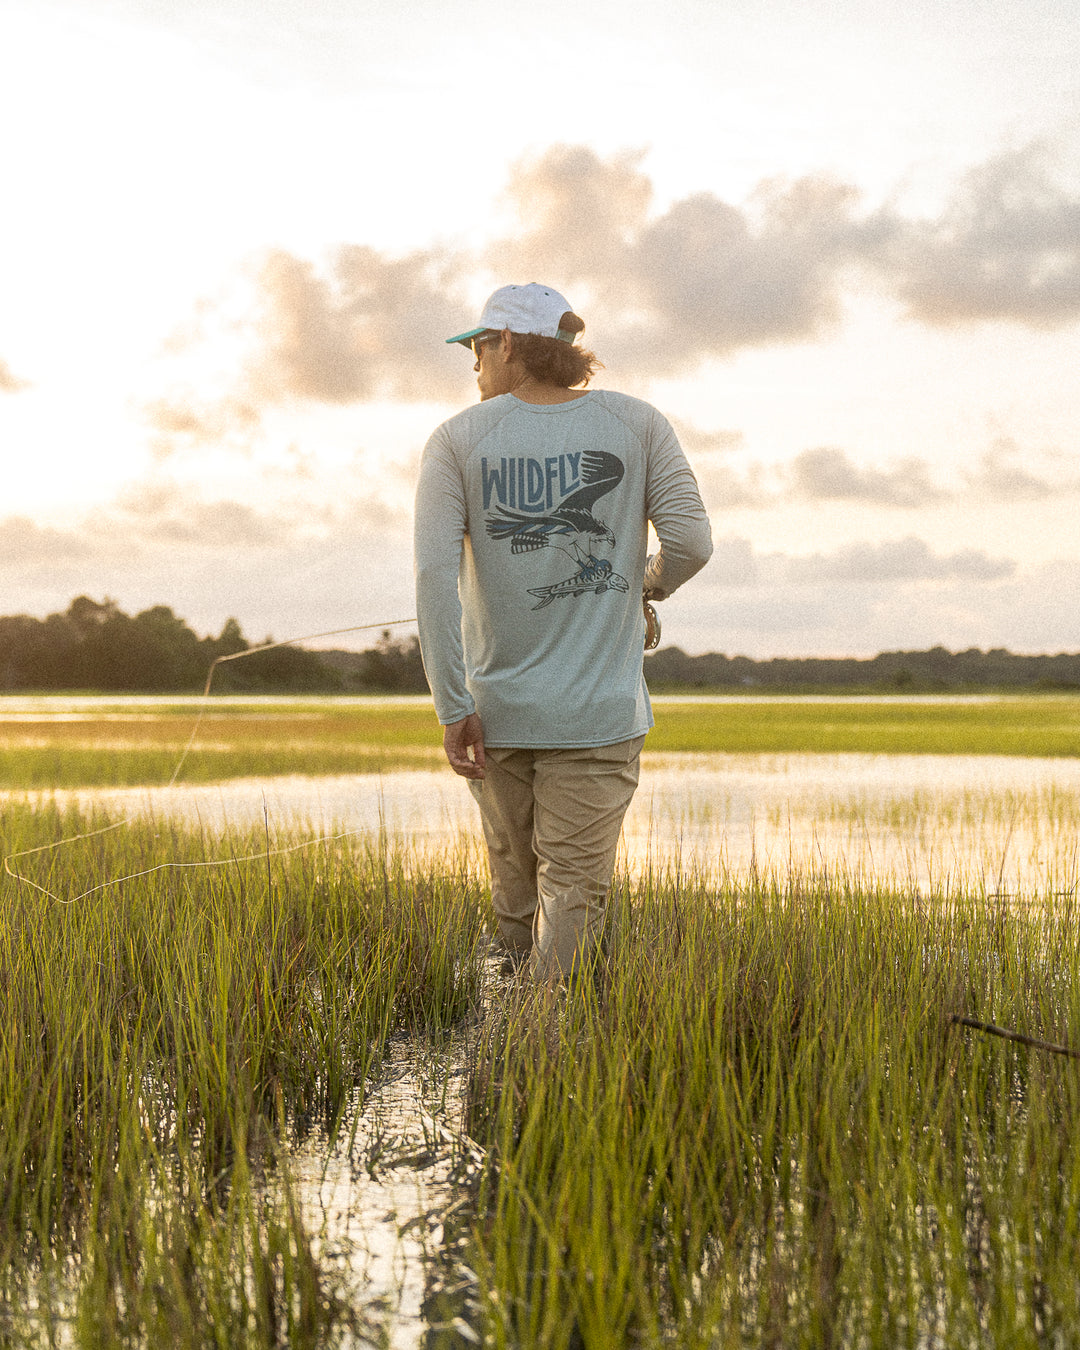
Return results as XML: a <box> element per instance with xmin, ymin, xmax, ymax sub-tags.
<box><xmin>2</xmin><ymin>0</ymin><xmax>1080</xmax><ymax>659</ymax></box>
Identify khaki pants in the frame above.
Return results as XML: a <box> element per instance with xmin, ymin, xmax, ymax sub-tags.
<box><xmin>469</xmin><ymin>737</ymin><xmax>645</xmax><ymax>981</ymax></box>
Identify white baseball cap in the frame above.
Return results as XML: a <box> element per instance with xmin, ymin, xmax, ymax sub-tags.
<box><xmin>446</xmin><ymin>283</ymin><xmax>580</xmax><ymax>346</ymax></box>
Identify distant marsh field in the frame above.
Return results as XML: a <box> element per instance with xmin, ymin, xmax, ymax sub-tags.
<box><xmin>3</xmin><ymin>692</ymin><xmax>1080</xmax><ymax>789</ymax></box>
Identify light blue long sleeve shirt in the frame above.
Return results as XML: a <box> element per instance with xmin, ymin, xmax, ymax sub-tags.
<box><xmin>414</xmin><ymin>389</ymin><xmax>712</xmax><ymax>748</ymax></box>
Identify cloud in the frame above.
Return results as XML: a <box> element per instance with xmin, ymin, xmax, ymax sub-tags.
<box><xmin>884</xmin><ymin>145</ymin><xmax>1080</xmax><ymax>327</ymax></box>
<box><xmin>676</xmin><ymin>534</ymin><xmax>1013</xmax><ymax>591</ymax></box>
<box><xmin>104</xmin><ymin>475</ymin><xmax>409</xmax><ymax>551</ymax></box>
<box><xmin>152</xmin><ymin>145</ymin><xmax>886</xmax><ymax>424</ymax></box>
<box><xmin>143</xmin><ymin>394</ymin><xmax>263</xmax><ymax>458</ymax></box>
<box><xmin>0</xmin><ymin>495</ymin><xmax>1065</xmax><ymax>662</ymax></box>
<box><xmin>789</xmin><ymin>446</ymin><xmax>946</xmax><ymax>508</ymax></box>
<box><xmin>963</xmin><ymin>437</ymin><xmax>1080</xmax><ymax>501</ymax></box>
<box><xmin>671</xmin><ymin>421</ymin><xmax>744</xmax><ymax>457</ymax></box>
<box><xmin>147</xmin><ymin>246</ymin><xmax>479</xmax><ymax>448</ymax></box>
<box><xmin>706</xmin><ymin>536</ymin><xmax>760</xmax><ymax>585</ymax></box>
<box><xmin>696</xmin><ymin>460</ymin><xmax>773</xmax><ymax>511</ymax></box>
<box><xmin>0</xmin><ymin>358</ymin><xmax>29</xmax><ymax>393</ymax></box>
<box><xmin>668</xmin><ymin>555</ymin><xmax>1080</xmax><ymax>659</ymax></box>
<box><xmin>247</xmin><ymin>250</ymin><xmax>374</xmax><ymax>404</ymax></box>
<box><xmin>631</xmin><ymin>176</ymin><xmax>870</xmax><ymax>361</ymax></box>
<box><xmin>498</xmin><ymin>142</ymin><xmax>1080</xmax><ymax>360</ymax></box>
<box><xmin>135</xmin><ymin>500</ymin><xmax>283</xmax><ymax>547</ymax></box>
<box><xmin>666</xmin><ymin>532</ymin><xmax>1016</xmax><ymax>599</ymax></box>
<box><xmin>492</xmin><ymin>146</ymin><xmax>653</xmax><ymax>303</ymax></box>
<box><xmin>244</xmin><ymin>246</ymin><xmax>475</xmax><ymax>406</ymax></box>
<box><xmin>789</xmin><ymin>536</ymin><xmax>1014</xmax><ymax>584</ymax></box>
<box><xmin>153</xmin><ymin>141</ymin><xmax>1080</xmax><ymax>428</ymax></box>
<box><xmin>0</xmin><ymin>484</ymin><xmax>418</xmax><ymax>650</ymax></box>
<box><xmin>0</xmin><ymin>516</ymin><xmax>91</xmax><ymax>564</ymax></box>
<box><xmin>494</xmin><ymin>147</ymin><xmax>880</xmax><ymax>374</ymax></box>
<box><xmin>657</xmin><ymin>536</ymin><xmax>1028</xmax><ymax>657</ymax></box>
<box><xmin>1</xmin><ymin>471</ymin><xmax>410</xmax><ymax>579</ymax></box>
<box><xmin>668</xmin><ymin>420</ymin><xmax>769</xmax><ymax>509</ymax></box>
<box><xmin>697</xmin><ymin>438</ymin><xmax>1080</xmax><ymax>513</ymax></box>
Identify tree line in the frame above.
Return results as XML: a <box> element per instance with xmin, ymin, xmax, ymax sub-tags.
<box><xmin>3</xmin><ymin>596</ymin><xmax>1079</xmax><ymax>694</ymax></box>
<box><xmin>643</xmin><ymin>644</ymin><xmax>1080</xmax><ymax>692</ymax></box>
<box><xmin>0</xmin><ymin>597</ymin><xmax>425</xmax><ymax>694</ymax></box>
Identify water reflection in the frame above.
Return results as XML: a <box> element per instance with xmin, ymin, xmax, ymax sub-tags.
<box><xmin>286</xmin><ymin>1033</ymin><xmax>483</xmax><ymax>1349</ymax></box>
<box><xmin>23</xmin><ymin>750</ymin><xmax>1080</xmax><ymax>900</ymax></box>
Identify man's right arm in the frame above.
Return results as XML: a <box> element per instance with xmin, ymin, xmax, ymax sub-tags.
<box><xmin>414</xmin><ymin>427</ymin><xmax>477</xmax><ymax>728</ymax></box>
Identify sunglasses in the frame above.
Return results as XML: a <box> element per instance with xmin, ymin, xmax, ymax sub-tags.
<box><xmin>470</xmin><ymin>333</ymin><xmax>499</xmax><ymax>359</ymax></box>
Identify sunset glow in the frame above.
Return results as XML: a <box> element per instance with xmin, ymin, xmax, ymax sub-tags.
<box><xmin>3</xmin><ymin>0</ymin><xmax>1079</xmax><ymax>657</ymax></box>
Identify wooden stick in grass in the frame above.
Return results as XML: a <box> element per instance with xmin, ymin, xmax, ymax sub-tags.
<box><xmin>950</xmin><ymin>1014</ymin><xmax>1080</xmax><ymax>1060</ymax></box>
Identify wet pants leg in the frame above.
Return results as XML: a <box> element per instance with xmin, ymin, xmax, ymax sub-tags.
<box><xmin>469</xmin><ymin>737</ymin><xmax>644</xmax><ymax>980</ymax></box>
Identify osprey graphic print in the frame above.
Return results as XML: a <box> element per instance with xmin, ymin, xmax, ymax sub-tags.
<box><xmin>482</xmin><ymin>449</ymin><xmax>630</xmax><ymax>610</ymax></box>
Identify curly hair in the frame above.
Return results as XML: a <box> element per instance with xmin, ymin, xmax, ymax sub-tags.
<box><xmin>508</xmin><ymin>313</ymin><xmax>602</xmax><ymax>389</ymax></box>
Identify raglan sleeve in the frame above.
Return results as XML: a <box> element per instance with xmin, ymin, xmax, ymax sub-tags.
<box><xmin>413</xmin><ymin>423</ymin><xmax>476</xmax><ymax>725</ymax></box>
<box><xmin>642</xmin><ymin>409</ymin><xmax>713</xmax><ymax>599</ymax></box>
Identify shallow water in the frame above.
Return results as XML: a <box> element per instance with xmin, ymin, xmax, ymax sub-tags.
<box><xmin>17</xmin><ymin>750</ymin><xmax>1080</xmax><ymax>901</ymax></box>
<box><xmin>287</xmin><ymin>1032</ymin><xmax>483</xmax><ymax>1348</ymax></box>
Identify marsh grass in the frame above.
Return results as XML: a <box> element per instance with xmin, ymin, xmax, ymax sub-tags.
<box><xmin>4</xmin><ymin>780</ymin><xmax>1080</xmax><ymax>1347</ymax></box>
<box><xmin>466</xmin><ymin>869</ymin><xmax>1080</xmax><ymax>1349</ymax></box>
<box><xmin>0</xmin><ymin>707</ymin><xmax>443</xmax><ymax>788</ymax></box>
<box><xmin>0</xmin><ymin>802</ymin><xmax>487</xmax><ymax>1346</ymax></box>
<box><xmin>647</xmin><ymin>696</ymin><xmax>1080</xmax><ymax>757</ymax></box>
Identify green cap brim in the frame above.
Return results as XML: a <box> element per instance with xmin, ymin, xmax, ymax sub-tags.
<box><xmin>445</xmin><ymin>327</ymin><xmax>487</xmax><ymax>347</ymax></box>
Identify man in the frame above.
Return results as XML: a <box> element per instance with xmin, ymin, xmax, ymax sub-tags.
<box><xmin>414</xmin><ymin>283</ymin><xmax>712</xmax><ymax>981</ymax></box>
